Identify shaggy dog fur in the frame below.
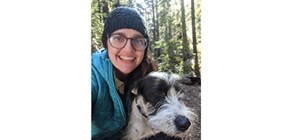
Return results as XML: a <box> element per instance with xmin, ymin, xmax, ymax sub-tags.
<box><xmin>123</xmin><ymin>72</ymin><xmax>197</xmax><ymax>140</ymax></box>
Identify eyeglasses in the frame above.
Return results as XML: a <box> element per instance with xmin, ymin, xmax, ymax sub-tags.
<box><xmin>108</xmin><ymin>33</ymin><xmax>147</xmax><ymax>51</ymax></box>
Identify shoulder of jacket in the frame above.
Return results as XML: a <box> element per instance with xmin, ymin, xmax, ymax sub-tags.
<box><xmin>92</xmin><ymin>49</ymin><xmax>111</xmax><ymax>76</ymax></box>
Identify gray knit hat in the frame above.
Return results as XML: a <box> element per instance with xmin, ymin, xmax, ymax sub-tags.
<box><xmin>101</xmin><ymin>6</ymin><xmax>149</xmax><ymax>49</ymax></box>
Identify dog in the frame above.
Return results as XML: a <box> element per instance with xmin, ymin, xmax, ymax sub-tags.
<box><xmin>123</xmin><ymin>72</ymin><xmax>197</xmax><ymax>140</ymax></box>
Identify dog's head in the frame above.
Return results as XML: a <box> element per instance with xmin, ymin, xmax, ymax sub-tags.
<box><xmin>130</xmin><ymin>72</ymin><xmax>197</xmax><ymax>137</ymax></box>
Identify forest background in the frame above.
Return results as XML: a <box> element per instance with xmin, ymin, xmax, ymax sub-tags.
<box><xmin>91</xmin><ymin>0</ymin><xmax>201</xmax><ymax>77</ymax></box>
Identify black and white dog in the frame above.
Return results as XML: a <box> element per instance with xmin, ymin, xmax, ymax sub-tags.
<box><xmin>123</xmin><ymin>72</ymin><xmax>197</xmax><ymax>140</ymax></box>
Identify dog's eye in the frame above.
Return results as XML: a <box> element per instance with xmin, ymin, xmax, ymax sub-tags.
<box><xmin>143</xmin><ymin>91</ymin><xmax>166</xmax><ymax>106</ymax></box>
<box><xmin>177</xmin><ymin>96</ymin><xmax>183</xmax><ymax>101</ymax></box>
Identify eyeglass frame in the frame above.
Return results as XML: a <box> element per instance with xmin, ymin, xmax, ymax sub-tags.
<box><xmin>107</xmin><ymin>33</ymin><xmax>148</xmax><ymax>51</ymax></box>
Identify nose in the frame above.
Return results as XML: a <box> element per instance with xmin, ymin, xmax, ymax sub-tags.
<box><xmin>174</xmin><ymin>115</ymin><xmax>191</xmax><ymax>131</ymax></box>
<box><xmin>122</xmin><ymin>39</ymin><xmax>135</xmax><ymax>51</ymax></box>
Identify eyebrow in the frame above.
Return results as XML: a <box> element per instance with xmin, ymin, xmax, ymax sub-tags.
<box><xmin>111</xmin><ymin>32</ymin><xmax>144</xmax><ymax>38</ymax></box>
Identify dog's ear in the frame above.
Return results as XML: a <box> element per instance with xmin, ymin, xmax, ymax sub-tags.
<box><xmin>130</xmin><ymin>78</ymin><xmax>142</xmax><ymax>95</ymax></box>
<box><xmin>131</xmin><ymin>87</ymin><xmax>138</xmax><ymax>95</ymax></box>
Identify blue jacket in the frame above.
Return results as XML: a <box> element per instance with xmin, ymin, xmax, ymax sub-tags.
<box><xmin>91</xmin><ymin>49</ymin><xmax>131</xmax><ymax>139</ymax></box>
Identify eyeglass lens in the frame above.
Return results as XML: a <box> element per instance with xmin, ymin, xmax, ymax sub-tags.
<box><xmin>108</xmin><ymin>34</ymin><xmax>147</xmax><ymax>50</ymax></box>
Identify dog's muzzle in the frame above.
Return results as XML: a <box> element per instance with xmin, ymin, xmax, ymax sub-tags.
<box><xmin>174</xmin><ymin>115</ymin><xmax>191</xmax><ymax>132</ymax></box>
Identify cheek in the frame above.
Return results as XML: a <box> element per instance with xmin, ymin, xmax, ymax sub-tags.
<box><xmin>107</xmin><ymin>46</ymin><xmax>118</xmax><ymax>59</ymax></box>
<box><xmin>137</xmin><ymin>51</ymin><xmax>145</xmax><ymax>63</ymax></box>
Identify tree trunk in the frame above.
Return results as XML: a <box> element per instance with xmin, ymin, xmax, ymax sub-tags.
<box><xmin>180</xmin><ymin>0</ymin><xmax>188</xmax><ymax>59</ymax></box>
<box><xmin>151</xmin><ymin>0</ymin><xmax>158</xmax><ymax>41</ymax></box>
<box><xmin>101</xmin><ymin>0</ymin><xmax>109</xmax><ymax>23</ymax></box>
<box><xmin>191</xmin><ymin>0</ymin><xmax>200</xmax><ymax>77</ymax></box>
<box><xmin>115</xmin><ymin>0</ymin><xmax>120</xmax><ymax>7</ymax></box>
<box><xmin>180</xmin><ymin>0</ymin><xmax>192</xmax><ymax>73</ymax></box>
<box><xmin>155</xmin><ymin>1</ymin><xmax>159</xmax><ymax>40</ymax></box>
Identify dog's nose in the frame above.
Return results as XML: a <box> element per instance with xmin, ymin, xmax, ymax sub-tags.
<box><xmin>174</xmin><ymin>115</ymin><xmax>191</xmax><ymax>131</ymax></box>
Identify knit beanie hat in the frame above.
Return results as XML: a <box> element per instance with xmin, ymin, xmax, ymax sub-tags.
<box><xmin>101</xmin><ymin>6</ymin><xmax>149</xmax><ymax>49</ymax></box>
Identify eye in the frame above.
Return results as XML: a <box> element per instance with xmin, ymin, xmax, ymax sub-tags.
<box><xmin>112</xmin><ymin>35</ymin><xmax>125</xmax><ymax>42</ymax></box>
<box><xmin>133</xmin><ymin>38</ymin><xmax>146</xmax><ymax>46</ymax></box>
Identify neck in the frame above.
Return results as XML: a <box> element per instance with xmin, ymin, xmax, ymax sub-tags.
<box><xmin>114</xmin><ymin>68</ymin><xmax>128</xmax><ymax>82</ymax></box>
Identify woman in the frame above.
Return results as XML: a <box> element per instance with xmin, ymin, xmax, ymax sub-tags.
<box><xmin>91</xmin><ymin>6</ymin><xmax>157</xmax><ymax>139</ymax></box>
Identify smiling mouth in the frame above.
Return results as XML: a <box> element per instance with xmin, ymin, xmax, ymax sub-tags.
<box><xmin>119</xmin><ymin>56</ymin><xmax>135</xmax><ymax>61</ymax></box>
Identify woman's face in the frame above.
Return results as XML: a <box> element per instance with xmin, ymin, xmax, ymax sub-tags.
<box><xmin>107</xmin><ymin>29</ymin><xmax>146</xmax><ymax>75</ymax></box>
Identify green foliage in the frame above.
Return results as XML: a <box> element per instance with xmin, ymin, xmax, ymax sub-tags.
<box><xmin>155</xmin><ymin>38</ymin><xmax>181</xmax><ymax>74</ymax></box>
<box><xmin>91</xmin><ymin>0</ymin><xmax>201</xmax><ymax>76</ymax></box>
<box><xmin>91</xmin><ymin>0</ymin><xmax>116</xmax><ymax>52</ymax></box>
<box><xmin>91</xmin><ymin>0</ymin><xmax>103</xmax><ymax>51</ymax></box>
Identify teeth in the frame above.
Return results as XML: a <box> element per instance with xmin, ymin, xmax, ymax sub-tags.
<box><xmin>120</xmin><ymin>56</ymin><xmax>134</xmax><ymax>60</ymax></box>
